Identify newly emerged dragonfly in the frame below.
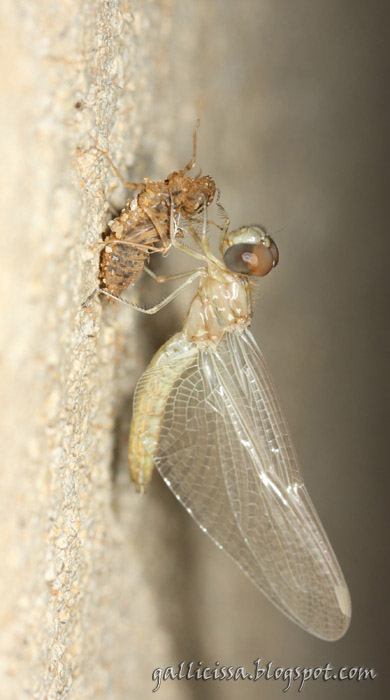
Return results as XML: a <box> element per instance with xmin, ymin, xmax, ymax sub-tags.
<box><xmin>125</xmin><ymin>206</ymin><xmax>351</xmax><ymax>641</ymax></box>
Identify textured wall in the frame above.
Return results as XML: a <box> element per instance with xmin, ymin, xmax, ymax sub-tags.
<box><xmin>0</xmin><ymin>1</ymin><xmax>386</xmax><ymax>699</ymax></box>
<box><xmin>0</xmin><ymin>1</ymin><xmax>195</xmax><ymax>698</ymax></box>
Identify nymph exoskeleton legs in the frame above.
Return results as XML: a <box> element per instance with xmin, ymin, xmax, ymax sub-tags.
<box><xmin>100</xmin><ymin>268</ymin><xmax>205</xmax><ymax>314</ymax></box>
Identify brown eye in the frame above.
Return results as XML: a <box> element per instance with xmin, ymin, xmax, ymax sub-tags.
<box><xmin>224</xmin><ymin>237</ymin><xmax>279</xmax><ymax>277</ymax></box>
<box><xmin>268</xmin><ymin>238</ymin><xmax>279</xmax><ymax>267</ymax></box>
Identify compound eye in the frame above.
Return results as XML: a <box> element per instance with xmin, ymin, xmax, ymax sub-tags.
<box><xmin>224</xmin><ymin>236</ymin><xmax>279</xmax><ymax>277</ymax></box>
<box><xmin>268</xmin><ymin>237</ymin><xmax>279</xmax><ymax>267</ymax></box>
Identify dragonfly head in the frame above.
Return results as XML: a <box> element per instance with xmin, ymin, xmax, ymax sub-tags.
<box><xmin>221</xmin><ymin>226</ymin><xmax>279</xmax><ymax>277</ymax></box>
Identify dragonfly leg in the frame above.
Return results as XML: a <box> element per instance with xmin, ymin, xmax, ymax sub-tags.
<box><xmin>105</xmin><ymin>238</ymin><xmax>159</xmax><ymax>254</ymax></box>
<box><xmin>95</xmin><ymin>147</ymin><xmax>145</xmax><ymax>190</ymax></box>
<box><xmin>143</xmin><ymin>265</ymin><xmax>204</xmax><ymax>284</ymax></box>
<box><xmin>100</xmin><ymin>269</ymin><xmax>203</xmax><ymax>314</ymax></box>
<box><xmin>167</xmin><ymin>192</ymin><xmax>181</xmax><ymax>247</ymax></box>
<box><xmin>216</xmin><ymin>189</ymin><xmax>230</xmax><ymax>235</ymax></box>
<box><xmin>171</xmin><ymin>239</ymin><xmax>207</xmax><ymax>262</ymax></box>
<box><xmin>142</xmin><ymin>204</ymin><xmax>171</xmax><ymax>251</ymax></box>
<box><xmin>181</xmin><ymin>119</ymin><xmax>200</xmax><ymax>173</ymax></box>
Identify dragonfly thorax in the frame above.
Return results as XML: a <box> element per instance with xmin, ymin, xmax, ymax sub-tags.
<box><xmin>184</xmin><ymin>266</ymin><xmax>253</xmax><ymax>347</ymax></box>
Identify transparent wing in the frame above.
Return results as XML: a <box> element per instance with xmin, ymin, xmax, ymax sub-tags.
<box><xmin>138</xmin><ymin>329</ymin><xmax>351</xmax><ymax>640</ymax></box>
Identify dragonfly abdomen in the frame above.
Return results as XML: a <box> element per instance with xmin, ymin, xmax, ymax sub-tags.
<box><xmin>128</xmin><ymin>334</ymin><xmax>197</xmax><ymax>492</ymax></box>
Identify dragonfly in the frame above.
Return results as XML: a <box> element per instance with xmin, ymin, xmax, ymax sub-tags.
<box><xmin>122</xmin><ymin>203</ymin><xmax>351</xmax><ymax>641</ymax></box>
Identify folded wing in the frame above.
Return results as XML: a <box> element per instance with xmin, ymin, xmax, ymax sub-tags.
<box><xmin>136</xmin><ymin>329</ymin><xmax>351</xmax><ymax>640</ymax></box>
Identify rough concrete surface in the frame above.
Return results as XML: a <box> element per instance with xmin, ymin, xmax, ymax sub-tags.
<box><xmin>0</xmin><ymin>1</ymin><xmax>195</xmax><ymax>698</ymax></box>
<box><xmin>0</xmin><ymin>1</ymin><xmax>387</xmax><ymax>699</ymax></box>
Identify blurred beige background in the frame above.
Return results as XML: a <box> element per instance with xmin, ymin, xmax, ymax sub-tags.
<box><xmin>0</xmin><ymin>0</ymin><xmax>387</xmax><ymax>699</ymax></box>
<box><xmin>142</xmin><ymin>2</ymin><xmax>388</xmax><ymax>698</ymax></box>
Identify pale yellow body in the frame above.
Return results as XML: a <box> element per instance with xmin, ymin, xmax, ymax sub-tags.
<box><xmin>128</xmin><ymin>258</ymin><xmax>253</xmax><ymax>491</ymax></box>
<box><xmin>128</xmin><ymin>335</ymin><xmax>197</xmax><ymax>491</ymax></box>
<box><xmin>184</xmin><ymin>261</ymin><xmax>253</xmax><ymax>346</ymax></box>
